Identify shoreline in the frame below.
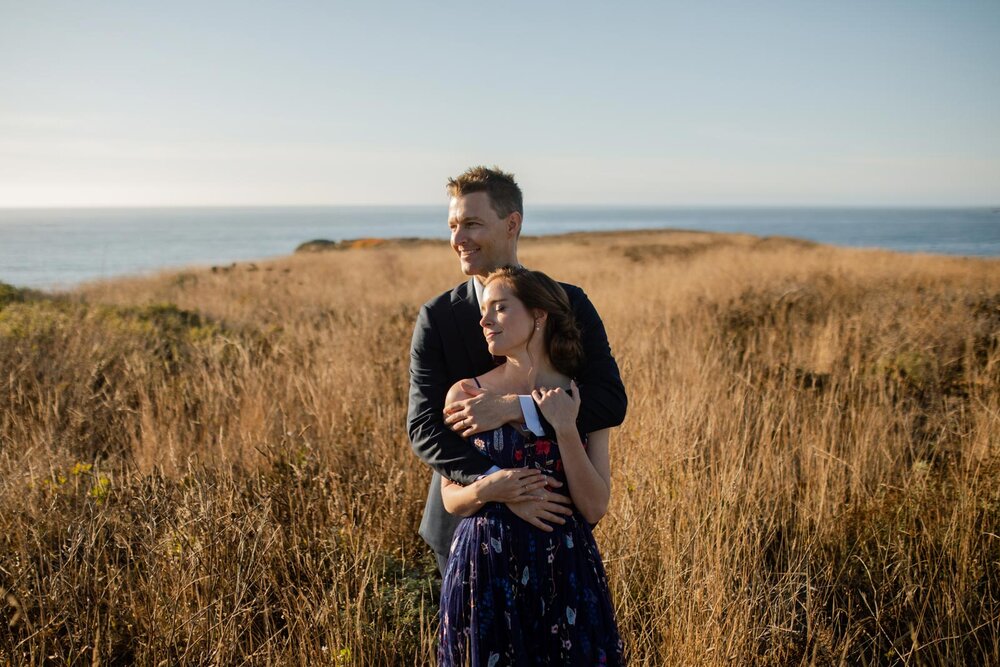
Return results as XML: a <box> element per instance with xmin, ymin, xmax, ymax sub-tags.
<box><xmin>3</xmin><ymin>205</ymin><xmax>999</xmax><ymax>290</ymax></box>
<box><xmin>6</xmin><ymin>225</ymin><xmax>999</xmax><ymax>294</ymax></box>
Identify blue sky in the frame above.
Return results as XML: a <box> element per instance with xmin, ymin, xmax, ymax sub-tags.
<box><xmin>1</xmin><ymin>1</ymin><xmax>998</xmax><ymax>207</ymax></box>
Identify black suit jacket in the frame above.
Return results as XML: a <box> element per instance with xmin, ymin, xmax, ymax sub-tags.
<box><xmin>407</xmin><ymin>278</ymin><xmax>627</xmax><ymax>555</ymax></box>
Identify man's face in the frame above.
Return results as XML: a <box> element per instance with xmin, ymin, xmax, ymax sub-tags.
<box><xmin>448</xmin><ymin>192</ymin><xmax>519</xmax><ymax>277</ymax></box>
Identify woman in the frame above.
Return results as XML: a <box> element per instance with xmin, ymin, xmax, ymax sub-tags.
<box><xmin>437</xmin><ymin>266</ymin><xmax>623</xmax><ymax>666</ymax></box>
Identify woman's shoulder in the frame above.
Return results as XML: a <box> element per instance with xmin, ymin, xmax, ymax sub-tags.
<box><xmin>445</xmin><ymin>377</ymin><xmax>482</xmax><ymax>404</ymax></box>
<box><xmin>446</xmin><ymin>364</ymin><xmax>516</xmax><ymax>403</ymax></box>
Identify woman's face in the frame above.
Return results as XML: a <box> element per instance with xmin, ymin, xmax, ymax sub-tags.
<box><xmin>480</xmin><ymin>280</ymin><xmax>537</xmax><ymax>357</ymax></box>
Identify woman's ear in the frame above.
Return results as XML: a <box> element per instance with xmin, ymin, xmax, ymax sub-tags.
<box><xmin>532</xmin><ymin>310</ymin><xmax>547</xmax><ymax>330</ymax></box>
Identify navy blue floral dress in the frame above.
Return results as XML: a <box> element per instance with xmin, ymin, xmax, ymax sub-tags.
<box><xmin>438</xmin><ymin>423</ymin><xmax>624</xmax><ymax>666</ymax></box>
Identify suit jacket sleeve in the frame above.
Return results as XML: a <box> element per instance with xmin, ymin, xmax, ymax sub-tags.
<box><xmin>541</xmin><ymin>286</ymin><xmax>627</xmax><ymax>437</ymax></box>
<box><xmin>407</xmin><ymin>303</ymin><xmax>493</xmax><ymax>486</ymax></box>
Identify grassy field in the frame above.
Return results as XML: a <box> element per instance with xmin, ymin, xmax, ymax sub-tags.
<box><xmin>1</xmin><ymin>229</ymin><xmax>998</xmax><ymax>665</ymax></box>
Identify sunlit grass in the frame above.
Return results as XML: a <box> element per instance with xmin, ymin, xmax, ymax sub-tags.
<box><xmin>1</xmin><ymin>229</ymin><xmax>998</xmax><ymax>664</ymax></box>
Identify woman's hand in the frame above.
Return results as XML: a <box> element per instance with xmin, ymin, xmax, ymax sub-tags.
<box><xmin>476</xmin><ymin>467</ymin><xmax>555</xmax><ymax>504</ymax></box>
<box><xmin>531</xmin><ymin>379</ymin><xmax>581</xmax><ymax>434</ymax></box>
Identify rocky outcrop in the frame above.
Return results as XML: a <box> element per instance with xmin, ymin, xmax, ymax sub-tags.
<box><xmin>294</xmin><ymin>238</ymin><xmax>443</xmax><ymax>253</ymax></box>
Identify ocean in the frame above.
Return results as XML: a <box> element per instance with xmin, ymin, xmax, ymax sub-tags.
<box><xmin>1</xmin><ymin>206</ymin><xmax>998</xmax><ymax>290</ymax></box>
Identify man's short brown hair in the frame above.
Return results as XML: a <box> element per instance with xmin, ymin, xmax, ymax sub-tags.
<box><xmin>446</xmin><ymin>166</ymin><xmax>523</xmax><ymax>219</ymax></box>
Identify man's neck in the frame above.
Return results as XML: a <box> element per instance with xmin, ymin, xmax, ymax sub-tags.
<box><xmin>472</xmin><ymin>258</ymin><xmax>521</xmax><ymax>283</ymax></box>
<box><xmin>471</xmin><ymin>261</ymin><xmax>519</xmax><ymax>304</ymax></box>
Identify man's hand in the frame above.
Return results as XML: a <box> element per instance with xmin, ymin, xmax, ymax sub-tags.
<box><xmin>444</xmin><ymin>382</ymin><xmax>521</xmax><ymax>437</ymax></box>
<box><xmin>506</xmin><ymin>484</ymin><xmax>575</xmax><ymax>532</ymax></box>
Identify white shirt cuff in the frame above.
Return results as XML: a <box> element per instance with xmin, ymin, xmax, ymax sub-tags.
<box><xmin>518</xmin><ymin>395</ymin><xmax>546</xmax><ymax>437</ymax></box>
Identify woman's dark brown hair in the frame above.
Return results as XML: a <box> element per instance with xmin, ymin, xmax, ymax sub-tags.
<box><xmin>482</xmin><ymin>266</ymin><xmax>584</xmax><ymax>377</ymax></box>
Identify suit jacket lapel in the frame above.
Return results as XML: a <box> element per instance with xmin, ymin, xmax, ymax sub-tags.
<box><xmin>450</xmin><ymin>278</ymin><xmax>494</xmax><ymax>375</ymax></box>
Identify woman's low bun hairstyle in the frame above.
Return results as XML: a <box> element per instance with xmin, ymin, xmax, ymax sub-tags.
<box><xmin>482</xmin><ymin>266</ymin><xmax>584</xmax><ymax>377</ymax></box>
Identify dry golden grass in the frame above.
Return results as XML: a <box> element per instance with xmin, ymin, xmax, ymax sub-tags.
<box><xmin>1</xmin><ymin>228</ymin><xmax>998</xmax><ymax>665</ymax></box>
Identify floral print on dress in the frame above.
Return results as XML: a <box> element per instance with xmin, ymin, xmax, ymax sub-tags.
<box><xmin>438</xmin><ymin>424</ymin><xmax>624</xmax><ymax>666</ymax></box>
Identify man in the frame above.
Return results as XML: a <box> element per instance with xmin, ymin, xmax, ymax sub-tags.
<box><xmin>407</xmin><ymin>165</ymin><xmax>627</xmax><ymax>576</ymax></box>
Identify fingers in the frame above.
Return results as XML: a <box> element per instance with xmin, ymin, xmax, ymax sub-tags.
<box><xmin>521</xmin><ymin>479</ymin><xmax>549</xmax><ymax>496</ymax></box>
<box><xmin>539</xmin><ymin>501</ymin><xmax>574</xmax><ymax>516</ymax></box>
<box><xmin>450</xmin><ymin>419</ymin><xmax>478</xmax><ymax>436</ymax></box>
<box><xmin>444</xmin><ymin>396</ymin><xmax>475</xmax><ymax>416</ymax></box>
<box><xmin>527</xmin><ymin>517</ymin><xmax>554</xmax><ymax>532</ymax></box>
<box><xmin>506</xmin><ymin>494</ymin><xmax>573</xmax><ymax>531</ymax></box>
<box><xmin>510</xmin><ymin>473</ymin><xmax>548</xmax><ymax>495</ymax></box>
<box><xmin>504</xmin><ymin>469</ymin><xmax>554</xmax><ymax>485</ymax></box>
<box><xmin>444</xmin><ymin>411</ymin><xmax>465</xmax><ymax>426</ymax></box>
<box><xmin>511</xmin><ymin>472</ymin><xmax>546</xmax><ymax>486</ymax></box>
<box><xmin>445</xmin><ymin>400</ymin><xmax>478</xmax><ymax>434</ymax></box>
<box><xmin>443</xmin><ymin>394</ymin><xmax>475</xmax><ymax>420</ymax></box>
<box><xmin>493</xmin><ymin>471</ymin><xmax>553</xmax><ymax>503</ymax></box>
<box><xmin>498</xmin><ymin>468</ymin><xmax>541</xmax><ymax>481</ymax></box>
<box><xmin>536</xmin><ymin>510</ymin><xmax>568</xmax><ymax>525</ymax></box>
<box><xmin>459</xmin><ymin>380</ymin><xmax>484</xmax><ymax>396</ymax></box>
<box><xmin>539</xmin><ymin>490</ymin><xmax>574</xmax><ymax>506</ymax></box>
<box><xmin>502</xmin><ymin>487</ymin><xmax>548</xmax><ymax>503</ymax></box>
<box><xmin>531</xmin><ymin>385</ymin><xmax>575</xmax><ymax>403</ymax></box>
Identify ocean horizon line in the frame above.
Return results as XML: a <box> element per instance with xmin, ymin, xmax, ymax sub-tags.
<box><xmin>3</xmin><ymin>206</ymin><xmax>998</xmax><ymax>290</ymax></box>
<box><xmin>2</xmin><ymin>203</ymin><xmax>998</xmax><ymax>212</ymax></box>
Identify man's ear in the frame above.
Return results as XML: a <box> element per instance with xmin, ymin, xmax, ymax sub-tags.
<box><xmin>506</xmin><ymin>212</ymin><xmax>522</xmax><ymax>238</ymax></box>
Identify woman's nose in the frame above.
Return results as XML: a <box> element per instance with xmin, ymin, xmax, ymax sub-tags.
<box><xmin>480</xmin><ymin>312</ymin><xmax>491</xmax><ymax>328</ymax></box>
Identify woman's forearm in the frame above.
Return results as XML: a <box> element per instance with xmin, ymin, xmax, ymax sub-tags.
<box><xmin>440</xmin><ymin>477</ymin><xmax>485</xmax><ymax>517</ymax></box>
<box><xmin>554</xmin><ymin>427</ymin><xmax>610</xmax><ymax>523</ymax></box>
